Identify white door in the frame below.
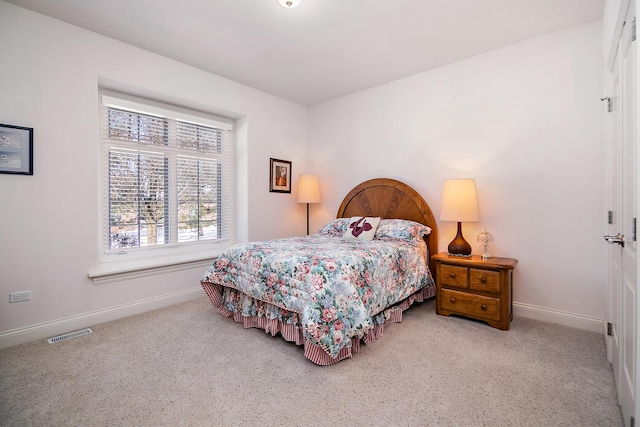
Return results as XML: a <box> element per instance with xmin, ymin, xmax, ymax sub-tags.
<box><xmin>620</xmin><ymin>4</ymin><xmax>638</xmax><ymax>422</ymax></box>
<box><xmin>606</xmin><ymin>3</ymin><xmax>638</xmax><ymax>425</ymax></box>
<box><xmin>607</xmin><ymin>28</ymin><xmax>623</xmax><ymax>406</ymax></box>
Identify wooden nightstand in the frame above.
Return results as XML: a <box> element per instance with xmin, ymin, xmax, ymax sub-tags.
<box><xmin>432</xmin><ymin>252</ymin><xmax>518</xmax><ymax>330</ymax></box>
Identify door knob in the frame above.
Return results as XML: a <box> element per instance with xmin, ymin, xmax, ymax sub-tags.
<box><xmin>603</xmin><ymin>233</ymin><xmax>625</xmax><ymax>247</ymax></box>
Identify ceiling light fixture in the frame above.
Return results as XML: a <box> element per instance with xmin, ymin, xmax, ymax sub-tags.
<box><xmin>276</xmin><ymin>0</ymin><xmax>302</xmax><ymax>8</ymax></box>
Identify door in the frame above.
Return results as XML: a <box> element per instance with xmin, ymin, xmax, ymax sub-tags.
<box><xmin>620</xmin><ymin>4</ymin><xmax>638</xmax><ymax>421</ymax></box>
<box><xmin>606</xmin><ymin>2</ymin><xmax>638</xmax><ymax>425</ymax></box>
<box><xmin>607</xmin><ymin>26</ymin><xmax>623</xmax><ymax>408</ymax></box>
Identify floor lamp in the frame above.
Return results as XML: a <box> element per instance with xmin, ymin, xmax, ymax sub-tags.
<box><xmin>297</xmin><ymin>174</ymin><xmax>321</xmax><ymax>235</ymax></box>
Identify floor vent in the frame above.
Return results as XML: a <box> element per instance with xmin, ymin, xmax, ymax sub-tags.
<box><xmin>47</xmin><ymin>328</ymin><xmax>93</xmax><ymax>344</ymax></box>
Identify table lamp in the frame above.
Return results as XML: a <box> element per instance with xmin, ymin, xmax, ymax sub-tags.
<box><xmin>477</xmin><ymin>227</ymin><xmax>494</xmax><ymax>260</ymax></box>
<box><xmin>440</xmin><ymin>178</ymin><xmax>479</xmax><ymax>257</ymax></box>
<box><xmin>297</xmin><ymin>174</ymin><xmax>320</xmax><ymax>235</ymax></box>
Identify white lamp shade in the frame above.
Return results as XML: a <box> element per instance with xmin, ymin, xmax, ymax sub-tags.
<box><xmin>297</xmin><ymin>175</ymin><xmax>320</xmax><ymax>203</ymax></box>
<box><xmin>440</xmin><ymin>179</ymin><xmax>479</xmax><ymax>222</ymax></box>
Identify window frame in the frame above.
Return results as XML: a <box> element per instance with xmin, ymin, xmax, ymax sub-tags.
<box><xmin>92</xmin><ymin>90</ymin><xmax>234</xmax><ymax>279</ymax></box>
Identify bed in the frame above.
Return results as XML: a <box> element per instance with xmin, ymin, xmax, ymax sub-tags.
<box><xmin>200</xmin><ymin>178</ymin><xmax>438</xmax><ymax>365</ymax></box>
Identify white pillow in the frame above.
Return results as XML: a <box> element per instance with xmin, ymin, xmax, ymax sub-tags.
<box><xmin>343</xmin><ymin>217</ymin><xmax>381</xmax><ymax>240</ymax></box>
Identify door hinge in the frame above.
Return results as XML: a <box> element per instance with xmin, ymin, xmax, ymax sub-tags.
<box><xmin>633</xmin><ymin>17</ymin><xmax>637</xmax><ymax>41</ymax></box>
<box><xmin>607</xmin><ymin>322</ymin><xmax>613</xmax><ymax>336</ymax></box>
<box><xmin>608</xmin><ymin>211</ymin><xmax>613</xmax><ymax>224</ymax></box>
<box><xmin>601</xmin><ymin>97</ymin><xmax>612</xmax><ymax>112</ymax></box>
<box><xmin>633</xmin><ymin>217</ymin><xmax>637</xmax><ymax>241</ymax></box>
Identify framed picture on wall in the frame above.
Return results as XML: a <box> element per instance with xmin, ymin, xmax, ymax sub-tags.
<box><xmin>0</xmin><ymin>124</ymin><xmax>33</xmax><ymax>175</ymax></box>
<box><xmin>269</xmin><ymin>158</ymin><xmax>291</xmax><ymax>193</ymax></box>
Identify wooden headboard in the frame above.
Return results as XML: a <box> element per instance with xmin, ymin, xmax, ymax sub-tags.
<box><xmin>336</xmin><ymin>178</ymin><xmax>438</xmax><ymax>275</ymax></box>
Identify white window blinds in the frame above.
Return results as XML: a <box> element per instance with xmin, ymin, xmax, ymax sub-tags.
<box><xmin>99</xmin><ymin>91</ymin><xmax>232</xmax><ymax>256</ymax></box>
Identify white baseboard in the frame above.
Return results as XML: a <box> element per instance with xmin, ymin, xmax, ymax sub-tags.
<box><xmin>1</xmin><ymin>292</ymin><xmax>605</xmax><ymax>349</ymax></box>
<box><xmin>513</xmin><ymin>302</ymin><xmax>605</xmax><ymax>334</ymax></box>
<box><xmin>0</xmin><ymin>287</ymin><xmax>204</xmax><ymax>349</ymax></box>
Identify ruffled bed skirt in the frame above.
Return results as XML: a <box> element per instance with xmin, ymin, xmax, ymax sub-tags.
<box><xmin>201</xmin><ymin>281</ymin><xmax>436</xmax><ymax>365</ymax></box>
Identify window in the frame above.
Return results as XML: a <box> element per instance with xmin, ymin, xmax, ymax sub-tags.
<box><xmin>98</xmin><ymin>91</ymin><xmax>232</xmax><ymax>267</ymax></box>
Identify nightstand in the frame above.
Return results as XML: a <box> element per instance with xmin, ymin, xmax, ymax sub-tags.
<box><xmin>432</xmin><ymin>252</ymin><xmax>518</xmax><ymax>330</ymax></box>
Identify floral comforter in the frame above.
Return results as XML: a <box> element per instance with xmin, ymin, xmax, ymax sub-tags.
<box><xmin>200</xmin><ymin>234</ymin><xmax>434</xmax><ymax>359</ymax></box>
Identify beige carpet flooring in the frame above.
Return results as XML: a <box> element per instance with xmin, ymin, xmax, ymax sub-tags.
<box><xmin>0</xmin><ymin>297</ymin><xmax>623</xmax><ymax>426</ymax></box>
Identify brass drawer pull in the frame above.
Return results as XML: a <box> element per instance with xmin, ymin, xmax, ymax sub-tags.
<box><xmin>481</xmin><ymin>304</ymin><xmax>487</xmax><ymax>311</ymax></box>
<box><xmin>450</xmin><ymin>297</ymin><xmax>456</xmax><ymax>304</ymax></box>
<box><xmin>449</xmin><ymin>273</ymin><xmax>456</xmax><ymax>279</ymax></box>
<box><xmin>480</xmin><ymin>277</ymin><xmax>487</xmax><ymax>284</ymax></box>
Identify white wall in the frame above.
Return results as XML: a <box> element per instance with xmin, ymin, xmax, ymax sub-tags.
<box><xmin>0</xmin><ymin>2</ymin><xmax>308</xmax><ymax>343</ymax></box>
<box><xmin>308</xmin><ymin>20</ymin><xmax>606</xmax><ymax>324</ymax></box>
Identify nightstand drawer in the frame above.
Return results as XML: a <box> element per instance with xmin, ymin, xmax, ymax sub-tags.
<box><xmin>440</xmin><ymin>264</ymin><xmax>468</xmax><ymax>289</ymax></box>
<box><xmin>469</xmin><ymin>268</ymin><xmax>500</xmax><ymax>294</ymax></box>
<box><xmin>440</xmin><ymin>288</ymin><xmax>500</xmax><ymax>322</ymax></box>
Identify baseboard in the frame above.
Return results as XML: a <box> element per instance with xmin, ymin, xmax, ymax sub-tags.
<box><xmin>513</xmin><ymin>302</ymin><xmax>605</xmax><ymax>334</ymax></box>
<box><xmin>1</xmin><ymin>292</ymin><xmax>605</xmax><ymax>349</ymax></box>
<box><xmin>0</xmin><ymin>287</ymin><xmax>204</xmax><ymax>349</ymax></box>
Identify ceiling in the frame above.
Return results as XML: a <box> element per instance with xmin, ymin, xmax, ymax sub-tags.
<box><xmin>6</xmin><ymin>0</ymin><xmax>604</xmax><ymax>106</ymax></box>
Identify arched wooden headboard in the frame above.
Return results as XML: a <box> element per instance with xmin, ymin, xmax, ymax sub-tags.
<box><xmin>336</xmin><ymin>178</ymin><xmax>438</xmax><ymax>275</ymax></box>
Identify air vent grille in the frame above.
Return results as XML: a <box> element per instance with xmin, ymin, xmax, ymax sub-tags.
<box><xmin>47</xmin><ymin>328</ymin><xmax>93</xmax><ymax>344</ymax></box>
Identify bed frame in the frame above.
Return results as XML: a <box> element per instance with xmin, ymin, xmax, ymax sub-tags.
<box><xmin>337</xmin><ymin>178</ymin><xmax>438</xmax><ymax>276</ymax></box>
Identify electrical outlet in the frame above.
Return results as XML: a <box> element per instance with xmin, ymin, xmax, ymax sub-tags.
<box><xmin>9</xmin><ymin>291</ymin><xmax>31</xmax><ymax>303</ymax></box>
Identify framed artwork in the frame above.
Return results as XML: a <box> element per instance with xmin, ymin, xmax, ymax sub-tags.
<box><xmin>0</xmin><ymin>124</ymin><xmax>33</xmax><ymax>175</ymax></box>
<box><xmin>269</xmin><ymin>158</ymin><xmax>291</xmax><ymax>193</ymax></box>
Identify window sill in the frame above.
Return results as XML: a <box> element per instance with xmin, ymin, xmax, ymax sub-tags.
<box><xmin>89</xmin><ymin>255</ymin><xmax>217</xmax><ymax>285</ymax></box>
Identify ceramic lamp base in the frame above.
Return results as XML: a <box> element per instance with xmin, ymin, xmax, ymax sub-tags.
<box><xmin>447</xmin><ymin>222</ymin><xmax>472</xmax><ymax>257</ymax></box>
